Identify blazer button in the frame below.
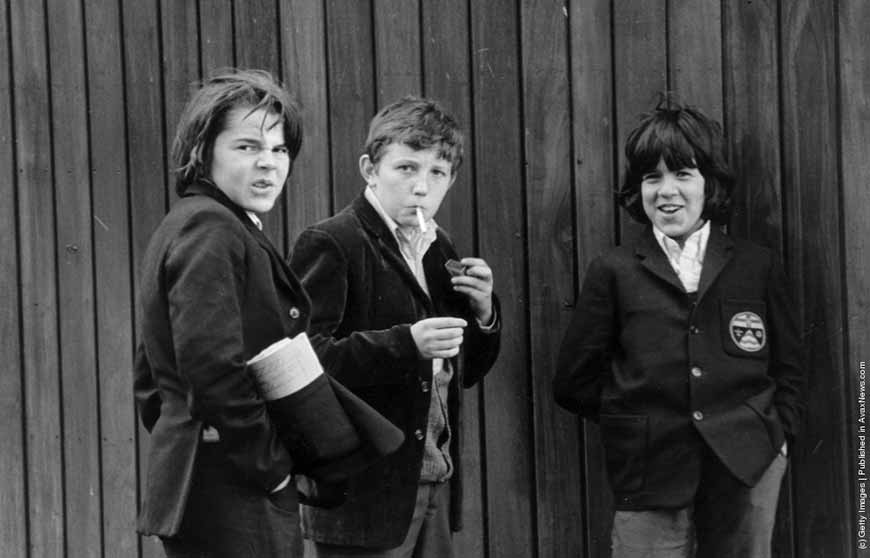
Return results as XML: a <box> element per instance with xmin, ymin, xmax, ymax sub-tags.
<box><xmin>692</xmin><ymin>411</ymin><xmax>704</xmax><ymax>421</ymax></box>
<box><xmin>414</xmin><ymin>429</ymin><xmax>424</xmax><ymax>440</ymax></box>
<box><xmin>289</xmin><ymin>307</ymin><xmax>301</xmax><ymax>319</ymax></box>
<box><xmin>421</xmin><ymin>381</ymin><xmax>430</xmax><ymax>392</ymax></box>
<box><xmin>691</xmin><ymin>366</ymin><xmax>702</xmax><ymax>378</ymax></box>
<box><xmin>689</xmin><ymin>325</ymin><xmax>700</xmax><ymax>334</ymax></box>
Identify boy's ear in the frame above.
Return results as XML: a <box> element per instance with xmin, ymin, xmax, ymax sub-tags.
<box><xmin>359</xmin><ymin>154</ymin><xmax>375</xmax><ymax>186</ymax></box>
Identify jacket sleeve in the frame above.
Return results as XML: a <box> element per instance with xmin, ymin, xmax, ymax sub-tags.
<box><xmin>289</xmin><ymin>227</ymin><xmax>421</xmax><ymax>388</ymax></box>
<box><xmin>765</xmin><ymin>257</ymin><xmax>806</xmax><ymax>443</ymax></box>
<box><xmin>165</xmin><ymin>212</ymin><xmax>291</xmax><ymax>490</ymax></box>
<box><xmin>460</xmin><ymin>294</ymin><xmax>502</xmax><ymax>388</ymax></box>
<box><xmin>552</xmin><ymin>257</ymin><xmax>617</xmax><ymax>420</ymax></box>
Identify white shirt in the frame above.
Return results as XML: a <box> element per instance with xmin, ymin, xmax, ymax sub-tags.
<box><xmin>652</xmin><ymin>221</ymin><xmax>710</xmax><ymax>293</ymax></box>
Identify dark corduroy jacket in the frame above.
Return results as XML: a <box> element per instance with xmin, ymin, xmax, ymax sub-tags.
<box><xmin>554</xmin><ymin>226</ymin><xmax>805</xmax><ymax>510</ymax></box>
<box><xmin>289</xmin><ymin>193</ymin><xmax>501</xmax><ymax>549</ymax></box>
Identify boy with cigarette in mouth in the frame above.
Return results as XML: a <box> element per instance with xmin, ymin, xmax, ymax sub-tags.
<box><xmin>289</xmin><ymin>96</ymin><xmax>501</xmax><ymax>557</ymax></box>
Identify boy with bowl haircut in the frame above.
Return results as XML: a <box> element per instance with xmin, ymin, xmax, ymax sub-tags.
<box><xmin>553</xmin><ymin>100</ymin><xmax>805</xmax><ymax>558</ymax></box>
<box><xmin>290</xmin><ymin>97</ymin><xmax>501</xmax><ymax>557</ymax></box>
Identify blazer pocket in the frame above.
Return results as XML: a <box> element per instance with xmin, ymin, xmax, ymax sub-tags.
<box><xmin>720</xmin><ymin>298</ymin><xmax>770</xmax><ymax>359</ymax></box>
<box><xmin>599</xmin><ymin>414</ymin><xmax>648</xmax><ymax>493</ymax></box>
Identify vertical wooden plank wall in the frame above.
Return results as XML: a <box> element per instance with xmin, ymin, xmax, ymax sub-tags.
<box><xmin>1</xmin><ymin>1</ymin><xmax>868</xmax><ymax>557</ymax></box>
<box><xmin>841</xmin><ymin>2</ymin><xmax>870</xmax><ymax>556</ymax></box>
<box><xmin>0</xmin><ymin>0</ymin><xmax>27</xmax><ymax>555</ymax></box>
<box><xmin>469</xmin><ymin>2</ymin><xmax>534</xmax><ymax>557</ymax></box>
<box><xmin>82</xmin><ymin>0</ymin><xmax>139</xmax><ymax>554</ymax></box>
<box><xmin>46</xmin><ymin>1</ymin><xmax>101</xmax><ymax>556</ymax></box>
<box><xmin>780</xmin><ymin>3</ymin><xmax>850</xmax><ymax>557</ymax></box>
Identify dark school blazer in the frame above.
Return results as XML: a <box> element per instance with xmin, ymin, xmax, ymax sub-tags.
<box><xmin>553</xmin><ymin>226</ymin><xmax>805</xmax><ymax>510</ymax></box>
<box><xmin>289</xmin><ymin>193</ymin><xmax>501</xmax><ymax>549</ymax></box>
<box><xmin>134</xmin><ymin>182</ymin><xmax>310</xmax><ymax>536</ymax></box>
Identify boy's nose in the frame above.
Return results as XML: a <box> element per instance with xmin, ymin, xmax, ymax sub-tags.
<box><xmin>657</xmin><ymin>177</ymin><xmax>679</xmax><ymax>196</ymax></box>
<box><xmin>257</xmin><ymin>151</ymin><xmax>278</xmax><ymax>169</ymax></box>
<box><xmin>412</xmin><ymin>177</ymin><xmax>429</xmax><ymax>195</ymax></box>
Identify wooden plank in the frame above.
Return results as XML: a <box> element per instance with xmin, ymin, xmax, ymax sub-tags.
<box><xmin>372</xmin><ymin>0</ymin><xmax>421</xmax><ymax>105</ymax></box>
<box><xmin>612</xmin><ymin>0</ymin><xmax>667</xmax><ymax>245</ymax></box>
<box><xmin>780</xmin><ymin>2</ymin><xmax>850</xmax><ymax>557</ymax></box>
<box><xmin>46</xmin><ymin>1</ymin><xmax>101</xmax><ymax>556</ymax></box>
<box><xmin>569</xmin><ymin>1</ymin><xmax>616</xmax><ymax>555</ymax></box>
<box><xmin>667</xmin><ymin>0</ymin><xmax>723</xmax><ymax>122</ymax></box>
<box><xmin>279</xmin><ymin>0</ymin><xmax>332</xmax><ymax>245</ymax></box>
<box><xmin>469</xmin><ymin>2</ymin><xmax>534</xmax><ymax>556</ymax></box>
<box><xmin>0</xmin><ymin>0</ymin><xmax>27</xmax><ymax>554</ymax></box>
<box><xmin>722</xmin><ymin>0</ymin><xmax>782</xmax><ymax>249</ymax></box>
<box><xmin>10</xmin><ymin>0</ymin><xmax>65</xmax><ymax>555</ymax></box>
<box><xmin>324</xmin><ymin>0</ymin><xmax>375</xmax><ymax>210</ymax></box>
<box><xmin>234</xmin><ymin>0</ymin><xmax>285</xmax><ymax>249</ymax></box>
<box><xmin>83</xmin><ymin>0</ymin><xmax>139</xmax><ymax>555</ymax></box>
<box><xmin>520</xmin><ymin>2</ymin><xmax>581</xmax><ymax>557</ymax></box>
<box><xmin>841</xmin><ymin>2</ymin><xmax>870</xmax><ymax>555</ymax></box>
<box><xmin>421</xmin><ymin>0</ymin><xmax>473</xmax><ymax>255</ymax></box>
<box><xmin>420</xmin><ymin>1</ymin><xmax>479</xmax><ymax>554</ymax></box>
<box><xmin>121</xmin><ymin>0</ymin><xmax>167</xmax><ymax>555</ymax></box>
<box><xmin>160</xmin><ymin>0</ymin><xmax>200</xmax><ymax>201</ymax></box>
<box><xmin>199</xmin><ymin>0</ymin><xmax>235</xmax><ymax>75</ymax></box>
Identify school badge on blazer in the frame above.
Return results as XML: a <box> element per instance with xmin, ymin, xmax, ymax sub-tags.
<box><xmin>720</xmin><ymin>298</ymin><xmax>769</xmax><ymax>358</ymax></box>
<box><xmin>729</xmin><ymin>311</ymin><xmax>766</xmax><ymax>352</ymax></box>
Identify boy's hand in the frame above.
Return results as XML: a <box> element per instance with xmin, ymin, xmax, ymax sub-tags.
<box><xmin>410</xmin><ymin>317</ymin><xmax>467</xmax><ymax>359</ymax></box>
<box><xmin>451</xmin><ymin>257</ymin><xmax>494</xmax><ymax>324</ymax></box>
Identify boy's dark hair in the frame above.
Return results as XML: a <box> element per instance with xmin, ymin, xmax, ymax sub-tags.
<box><xmin>617</xmin><ymin>97</ymin><xmax>734</xmax><ymax>224</ymax></box>
<box><xmin>171</xmin><ymin>68</ymin><xmax>303</xmax><ymax>196</ymax></box>
<box><xmin>364</xmin><ymin>96</ymin><xmax>464</xmax><ymax>173</ymax></box>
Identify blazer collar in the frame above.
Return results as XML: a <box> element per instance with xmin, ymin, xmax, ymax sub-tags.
<box><xmin>635</xmin><ymin>224</ymin><xmax>733</xmax><ymax>300</ymax></box>
<box><xmin>184</xmin><ymin>180</ymin><xmax>302</xmax><ymax>296</ymax></box>
<box><xmin>352</xmin><ymin>192</ymin><xmax>436</xmax><ymax>308</ymax></box>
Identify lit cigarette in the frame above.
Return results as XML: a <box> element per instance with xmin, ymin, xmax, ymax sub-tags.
<box><xmin>416</xmin><ymin>206</ymin><xmax>427</xmax><ymax>232</ymax></box>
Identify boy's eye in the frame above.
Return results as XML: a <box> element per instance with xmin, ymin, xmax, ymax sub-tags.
<box><xmin>274</xmin><ymin>146</ymin><xmax>289</xmax><ymax>155</ymax></box>
<box><xmin>642</xmin><ymin>173</ymin><xmax>661</xmax><ymax>181</ymax></box>
<box><xmin>238</xmin><ymin>144</ymin><xmax>259</xmax><ymax>152</ymax></box>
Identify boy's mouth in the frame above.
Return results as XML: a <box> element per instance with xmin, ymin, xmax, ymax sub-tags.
<box><xmin>657</xmin><ymin>204</ymin><xmax>683</xmax><ymax>214</ymax></box>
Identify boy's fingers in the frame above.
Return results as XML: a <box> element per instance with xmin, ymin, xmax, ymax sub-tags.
<box><xmin>420</xmin><ymin>317</ymin><xmax>468</xmax><ymax>329</ymax></box>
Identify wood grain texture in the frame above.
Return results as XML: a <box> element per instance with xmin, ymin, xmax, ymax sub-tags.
<box><xmin>10</xmin><ymin>0</ymin><xmax>64</xmax><ymax>555</ymax></box>
<box><xmin>667</xmin><ymin>0</ymin><xmax>723</xmax><ymax>121</ymax></box>
<box><xmin>46</xmin><ymin>0</ymin><xmax>101</xmax><ymax>555</ymax></box>
<box><xmin>781</xmin><ymin>2</ymin><xmax>850</xmax><ymax>557</ymax></box>
<box><xmin>521</xmin><ymin>1</ymin><xmax>582</xmax><ymax>557</ymax></box>
<box><xmin>612</xmin><ymin>0</ymin><xmax>667</xmax><ymax>244</ymax></box>
<box><xmin>570</xmin><ymin>1</ymin><xmax>617</xmax><ymax>555</ymax></box>
<box><xmin>160</xmin><ymin>0</ymin><xmax>199</xmax><ymax>203</ymax></box>
<box><xmin>199</xmin><ymin>0</ymin><xmax>235</xmax><ymax>75</ymax></box>
<box><xmin>83</xmin><ymin>0</ymin><xmax>139</xmax><ymax>554</ymax></box>
<box><xmin>373</xmin><ymin>0</ymin><xmax>422</xmax><ymax>105</ymax></box>
<box><xmin>325</xmin><ymin>0</ymin><xmax>375</xmax><ymax>209</ymax></box>
<box><xmin>281</xmin><ymin>0</ymin><xmax>332</xmax><ymax>245</ymax></box>
<box><xmin>470</xmin><ymin>1</ymin><xmax>534</xmax><ymax>556</ymax></box>
<box><xmin>840</xmin><ymin>2</ymin><xmax>870</xmax><ymax>553</ymax></box>
<box><xmin>722</xmin><ymin>0</ymin><xmax>782</xmax><ymax>250</ymax></box>
<box><xmin>0</xmin><ymin>0</ymin><xmax>27</xmax><ymax>554</ymax></box>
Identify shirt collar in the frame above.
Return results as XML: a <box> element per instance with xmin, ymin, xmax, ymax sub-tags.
<box><xmin>652</xmin><ymin>220</ymin><xmax>710</xmax><ymax>263</ymax></box>
<box><xmin>245</xmin><ymin>211</ymin><xmax>263</xmax><ymax>230</ymax></box>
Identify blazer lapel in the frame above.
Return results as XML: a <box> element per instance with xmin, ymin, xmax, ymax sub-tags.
<box><xmin>184</xmin><ymin>181</ymin><xmax>304</xmax><ymax>298</ymax></box>
<box><xmin>635</xmin><ymin>229</ymin><xmax>685</xmax><ymax>293</ymax></box>
<box><xmin>353</xmin><ymin>195</ymin><xmax>433</xmax><ymax>307</ymax></box>
<box><xmin>695</xmin><ymin>225</ymin><xmax>734</xmax><ymax>302</ymax></box>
